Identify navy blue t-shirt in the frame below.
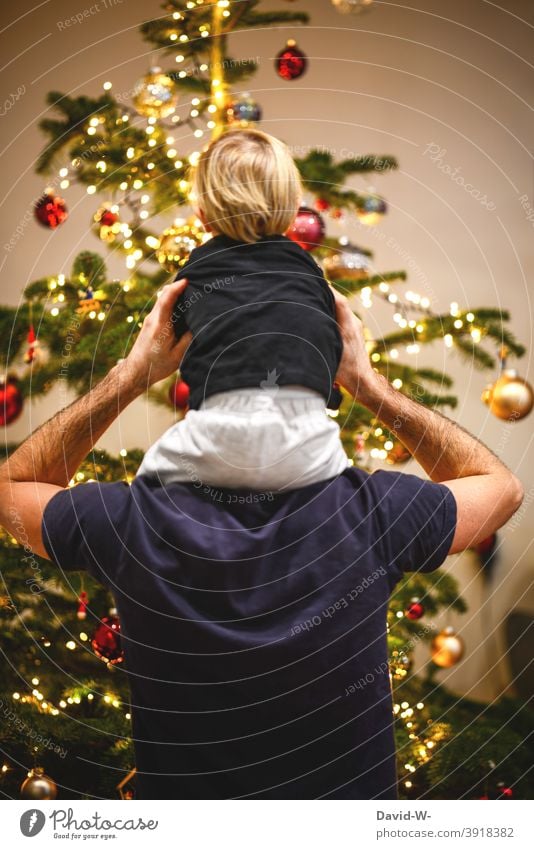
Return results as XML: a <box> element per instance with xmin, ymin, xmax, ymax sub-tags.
<box><xmin>42</xmin><ymin>467</ymin><xmax>456</xmax><ymax>800</ymax></box>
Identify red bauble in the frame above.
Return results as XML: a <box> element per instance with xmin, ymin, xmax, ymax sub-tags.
<box><xmin>314</xmin><ymin>198</ymin><xmax>331</xmax><ymax>212</ymax></box>
<box><xmin>0</xmin><ymin>376</ymin><xmax>23</xmax><ymax>426</ymax></box>
<box><xmin>34</xmin><ymin>191</ymin><xmax>68</xmax><ymax>229</ymax></box>
<box><xmin>169</xmin><ymin>379</ymin><xmax>190</xmax><ymax>410</ymax></box>
<box><xmin>91</xmin><ymin>613</ymin><xmax>123</xmax><ymax>665</ymax></box>
<box><xmin>473</xmin><ymin>533</ymin><xmax>497</xmax><ymax>556</ymax></box>
<box><xmin>275</xmin><ymin>40</ymin><xmax>307</xmax><ymax>81</ymax></box>
<box><xmin>286</xmin><ymin>206</ymin><xmax>325</xmax><ymax>251</ymax></box>
<box><xmin>77</xmin><ymin>591</ymin><xmax>88</xmax><ymax>620</ymax></box>
<box><xmin>405</xmin><ymin>600</ymin><xmax>425</xmax><ymax>620</ymax></box>
<box><xmin>497</xmin><ymin>783</ymin><xmax>513</xmax><ymax>799</ymax></box>
<box><xmin>99</xmin><ymin>208</ymin><xmax>119</xmax><ymax>227</ymax></box>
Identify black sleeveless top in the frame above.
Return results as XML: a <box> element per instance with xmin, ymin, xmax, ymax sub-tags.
<box><xmin>172</xmin><ymin>234</ymin><xmax>342</xmax><ymax>410</ymax></box>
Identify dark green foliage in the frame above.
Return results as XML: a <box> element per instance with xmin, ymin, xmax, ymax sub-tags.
<box><xmin>295</xmin><ymin>150</ymin><xmax>398</xmax><ymax>209</ymax></box>
<box><xmin>37</xmin><ymin>92</ymin><xmax>117</xmax><ymax>174</ymax></box>
<box><xmin>396</xmin><ymin>687</ymin><xmax>534</xmax><ymax>799</ymax></box>
<box><xmin>0</xmin><ymin>0</ymin><xmax>530</xmax><ymax>802</ymax></box>
<box><xmin>0</xmin><ymin>450</ymin><xmax>143</xmax><ymax>798</ymax></box>
<box><xmin>331</xmin><ymin>271</ymin><xmax>408</xmax><ymax>295</ymax></box>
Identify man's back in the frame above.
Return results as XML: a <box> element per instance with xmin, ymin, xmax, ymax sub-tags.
<box><xmin>42</xmin><ymin>467</ymin><xmax>455</xmax><ymax>799</ymax></box>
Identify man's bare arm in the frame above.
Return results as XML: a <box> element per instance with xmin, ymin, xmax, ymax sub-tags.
<box><xmin>0</xmin><ymin>278</ymin><xmax>191</xmax><ymax>558</ymax></box>
<box><xmin>333</xmin><ymin>289</ymin><xmax>524</xmax><ymax>553</ymax></box>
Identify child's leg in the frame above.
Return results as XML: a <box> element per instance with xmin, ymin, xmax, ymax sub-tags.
<box><xmin>136</xmin><ymin>413</ymin><xmax>221</xmax><ymax>488</ymax></box>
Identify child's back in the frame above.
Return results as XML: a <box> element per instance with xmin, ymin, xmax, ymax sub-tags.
<box><xmin>175</xmin><ymin>232</ymin><xmax>341</xmax><ymax>410</ymax></box>
<box><xmin>138</xmin><ymin>129</ymin><xmax>348</xmax><ymax>491</ymax></box>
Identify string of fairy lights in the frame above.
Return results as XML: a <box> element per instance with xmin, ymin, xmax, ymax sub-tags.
<box><xmin>1</xmin><ymin>0</ymin><xmax>529</xmax><ymax>798</ymax></box>
<box><xmin>33</xmin><ymin>0</ymin><xmax>521</xmax><ymax>403</ymax></box>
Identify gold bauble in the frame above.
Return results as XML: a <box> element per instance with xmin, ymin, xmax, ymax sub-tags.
<box><xmin>156</xmin><ymin>218</ymin><xmax>207</xmax><ymax>273</ymax></box>
<box><xmin>20</xmin><ymin>768</ymin><xmax>57</xmax><ymax>800</ymax></box>
<box><xmin>323</xmin><ymin>244</ymin><xmax>370</xmax><ymax>281</ymax></box>
<box><xmin>431</xmin><ymin>626</ymin><xmax>465</xmax><ymax>668</ymax></box>
<box><xmin>132</xmin><ymin>68</ymin><xmax>178</xmax><ymax>119</ymax></box>
<box><xmin>481</xmin><ymin>369</ymin><xmax>534</xmax><ymax>421</ymax></box>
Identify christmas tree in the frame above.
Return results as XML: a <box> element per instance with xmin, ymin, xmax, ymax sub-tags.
<box><xmin>1</xmin><ymin>0</ymin><xmax>533</xmax><ymax>800</ymax></box>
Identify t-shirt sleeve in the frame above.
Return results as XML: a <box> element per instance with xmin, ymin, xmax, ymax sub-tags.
<box><xmin>366</xmin><ymin>469</ymin><xmax>457</xmax><ymax>575</ymax></box>
<box><xmin>41</xmin><ymin>481</ymin><xmax>131</xmax><ymax>586</ymax></box>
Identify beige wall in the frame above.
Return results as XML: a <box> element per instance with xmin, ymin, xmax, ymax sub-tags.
<box><xmin>1</xmin><ymin>0</ymin><xmax>533</xmax><ymax>700</ymax></box>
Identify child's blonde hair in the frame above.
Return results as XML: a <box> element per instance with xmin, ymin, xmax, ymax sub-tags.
<box><xmin>190</xmin><ymin>129</ymin><xmax>301</xmax><ymax>243</ymax></box>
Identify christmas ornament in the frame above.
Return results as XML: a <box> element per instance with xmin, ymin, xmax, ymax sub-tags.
<box><xmin>473</xmin><ymin>533</ymin><xmax>497</xmax><ymax>557</ymax></box>
<box><xmin>431</xmin><ymin>626</ymin><xmax>465</xmax><ymax>668</ymax></box>
<box><xmin>169</xmin><ymin>378</ymin><xmax>190</xmax><ymax>410</ymax></box>
<box><xmin>357</xmin><ymin>193</ymin><xmax>387</xmax><ymax>225</ymax></box>
<box><xmin>386</xmin><ymin>441</ymin><xmax>411</xmax><ymax>465</ymax></box>
<box><xmin>497</xmin><ymin>782</ymin><xmax>513</xmax><ymax>798</ymax></box>
<box><xmin>156</xmin><ymin>218</ymin><xmax>206</xmax><ymax>273</ymax></box>
<box><xmin>91</xmin><ymin>610</ymin><xmax>123</xmax><ymax>665</ymax></box>
<box><xmin>133</xmin><ymin>68</ymin><xmax>178</xmax><ymax>119</ymax></box>
<box><xmin>24</xmin><ymin>324</ymin><xmax>39</xmax><ymax>364</ymax></box>
<box><xmin>93</xmin><ymin>204</ymin><xmax>121</xmax><ymax>243</ymax></box>
<box><xmin>77</xmin><ymin>590</ymin><xmax>88</xmax><ymax>620</ymax></box>
<box><xmin>481</xmin><ymin>369</ymin><xmax>534</xmax><ymax>421</ymax></box>
<box><xmin>34</xmin><ymin>191</ymin><xmax>68</xmax><ymax>229</ymax></box>
<box><xmin>480</xmin><ymin>780</ymin><xmax>514</xmax><ymax>800</ymax></box>
<box><xmin>76</xmin><ymin>287</ymin><xmax>101</xmax><ymax>316</ymax></box>
<box><xmin>20</xmin><ymin>768</ymin><xmax>57</xmax><ymax>800</ymax></box>
<box><xmin>275</xmin><ymin>40</ymin><xmax>307</xmax><ymax>81</ymax></box>
<box><xmin>331</xmin><ymin>0</ymin><xmax>374</xmax><ymax>14</ymax></box>
<box><xmin>472</xmin><ymin>533</ymin><xmax>498</xmax><ymax>580</ymax></box>
<box><xmin>226</xmin><ymin>92</ymin><xmax>262</xmax><ymax>125</ymax></box>
<box><xmin>330</xmin><ymin>208</ymin><xmax>344</xmax><ymax>220</ymax></box>
<box><xmin>0</xmin><ymin>375</ymin><xmax>23</xmax><ymax>426</ymax></box>
<box><xmin>405</xmin><ymin>599</ymin><xmax>425</xmax><ymax>620</ymax></box>
<box><xmin>286</xmin><ymin>206</ymin><xmax>325</xmax><ymax>251</ymax></box>
<box><xmin>323</xmin><ymin>244</ymin><xmax>370</xmax><ymax>281</ymax></box>
<box><xmin>314</xmin><ymin>198</ymin><xmax>331</xmax><ymax>212</ymax></box>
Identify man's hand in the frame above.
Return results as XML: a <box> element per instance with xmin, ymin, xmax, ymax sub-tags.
<box><xmin>331</xmin><ymin>287</ymin><xmax>378</xmax><ymax>403</ymax></box>
<box><xmin>121</xmin><ymin>277</ymin><xmax>192</xmax><ymax>393</ymax></box>
<box><xmin>0</xmin><ymin>276</ymin><xmax>193</xmax><ymax>558</ymax></box>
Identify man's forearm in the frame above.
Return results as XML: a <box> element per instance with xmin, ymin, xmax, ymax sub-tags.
<box><xmin>332</xmin><ymin>287</ymin><xmax>522</xmax><ymax>550</ymax></box>
<box><xmin>357</xmin><ymin>373</ymin><xmax>509</xmax><ymax>483</ymax></box>
<box><xmin>0</xmin><ymin>361</ymin><xmax>141</xmax><ymax>488</ymax></box>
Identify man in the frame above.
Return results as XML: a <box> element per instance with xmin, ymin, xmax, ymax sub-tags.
<box><xmin>0</xmin><ymin>278</ymin><xmax>523</xmax><ymax>799</ymax></box>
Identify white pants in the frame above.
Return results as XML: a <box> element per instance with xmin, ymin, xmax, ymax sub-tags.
<box><xmin>137</xmin><ymin>387</ymin><xmax>349</xmax><ymax>491</ymax></box>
